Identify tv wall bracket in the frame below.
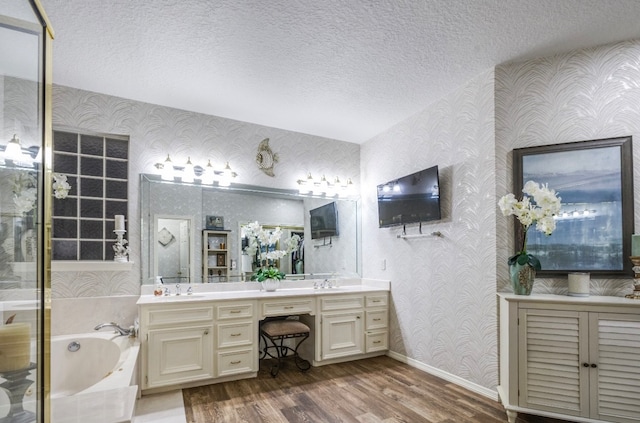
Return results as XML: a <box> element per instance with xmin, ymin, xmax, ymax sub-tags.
<box><xmin>397</xmin><ymin>223</ymin><xmax>443</xmax><ymax>239</ymax></box>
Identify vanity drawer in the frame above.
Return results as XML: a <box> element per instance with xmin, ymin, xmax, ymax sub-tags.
<box><xmin>365</xmin><ymin>330</ymin><xmax>388</xmax><ymax>353</ymax></box>
<box><xmin>217</xmin><ymin>321</ymin><xmax>254</xmax><ymax>348</ymax></box>
<box><xmin>261</xmin><ymin>298</ymin><xmax>314</xmax><ymax>317</ymax></box>
<box><xmin>321</xmin><ymin>295</ymin><xmax>364</xmax><ymax>312</ymax></box>
<box><xmin>365</xmin><ymin>309</ymin><xmax>388</xmax><ymax>330</ymax></box>
<box><xmin>217</xmin><ymin>348</ymin><xmax>255</xmax><ymax>377</ymax></box>
<box><xmin>144</xmin><ymin>304</ymin><xmax>214</xmax><ymax>327</ymax></box>
<box><xmin>365</xmin><ymin>294</ymin><xmax>388</xmax><ymax>308</ymax></box>
<box><xmin>217</xmin><ymin>302</ymin><xmax>254</xmax><ymax>320</ymax></box>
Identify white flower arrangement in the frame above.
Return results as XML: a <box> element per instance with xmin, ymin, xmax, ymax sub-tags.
<box><xmin>11</xmin><ymin>172</ymin><xmax>37</xmax><ymax>215</ymax></box>
<box><xmin>243</xmin><ymin>221</ymin><xmax>300</xmax><ymax>280</ymax></box>
<box><xmin>498</xmin><ymin>180</ymin><xmax>562</xmax><ymax>269</ymax></box>
<box><xmin>52</xmin><ymin>173</ymin><xmax>71</xmax><ymax>199</ymax></box>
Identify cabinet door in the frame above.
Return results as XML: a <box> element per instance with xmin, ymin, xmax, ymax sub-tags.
<box><xmin>147</xmin><ymin>325</ymin><xmax>214</xmax><ymax>388</ymax></box>
<box><xmin>321</xmin><ymin>311</ymin><xmax>364</xmax><ymax>360</ymax></box>
<box><xmin>518</xmin><ymin>308</ymin><xmax>590</xmax><ymax>418</ymax></box>
<box><xmin>589</xmin><ymin>313</ymin><xmax>640</xmax><ymax>423</ymax></box>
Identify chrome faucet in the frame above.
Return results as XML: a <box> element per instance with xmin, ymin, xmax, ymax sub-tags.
<box><xmin>94</xmin><ymin>322</ymin><xmax>132</xmax><ymax>336</ymax></box>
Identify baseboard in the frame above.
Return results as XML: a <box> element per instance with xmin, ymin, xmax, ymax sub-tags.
<box><xmin>386</xmin><ymin>350</ymin><xmax>498</xmax><ymax>401</ymax></box>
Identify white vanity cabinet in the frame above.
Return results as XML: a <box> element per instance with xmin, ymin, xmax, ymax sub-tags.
<box><xmin>498</xmin><ymin>294</ymin><xmax>640</xmax><ymax>423</ymax></box>
<box><xmin>215</xmin><ymin>300</ymin><xmax>258</xmax><ymax>377</ymax></box>
<box><xmin>140</xmin><ymin>303</ymin><xmax>215</xmax><ymax>390</ymax></box>
<box><xmin>320</xmin><ymin>294</ymin><xmax>365</xmax><ymax>360</ymax></box>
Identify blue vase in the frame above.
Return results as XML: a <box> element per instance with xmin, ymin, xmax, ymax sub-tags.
<box><xmin>509</xmin><ymin>262</ymin><xmax>535</xmax><ymax>295</ymax></box>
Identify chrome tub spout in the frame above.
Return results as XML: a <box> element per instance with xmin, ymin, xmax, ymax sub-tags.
<box><xmin>94</xmin><ymin>322</ymin><xmax>132</xmax><ymax>336</ymax></box>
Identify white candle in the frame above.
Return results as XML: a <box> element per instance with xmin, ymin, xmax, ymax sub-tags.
<box><xmin>568</xmin><ymin>272</ymin><xmax>590</xmax><ymax>297</ymax></box>
<box><xmin>0</xmin><ymin>323</ymin><xmax>31</xmax><ymax>372</ymax></box>
<box><xmin>115</xmin><ymin>215</ymin><xmax>125</xmax><ymax>231</ymax></box>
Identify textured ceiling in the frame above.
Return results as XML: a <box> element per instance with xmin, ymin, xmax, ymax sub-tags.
<box><xmin>39</xmin><ymin>0</ymin><xmax>640</xmax><ymax>143</ymax></box>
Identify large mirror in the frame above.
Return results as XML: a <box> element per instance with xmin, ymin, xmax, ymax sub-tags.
<box><xmin>140</xmin><ymin>174</ymin><xmax>360</xmax><ymax>284</ymax></box>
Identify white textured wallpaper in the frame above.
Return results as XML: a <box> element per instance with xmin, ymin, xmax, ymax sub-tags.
<box><xmin>361</xmin><ymin>69</ymin><xmax>497</xmax><ymax>392</ymax></box>
<box><xmin>51</xmin><ymin>86</ymin><xmax>360</xmax><ymax>297</ymax></box>
<box><xmin>495</xmin><ymin>39</ymin><xmax>640</xmax><ymax>296</ymax></box>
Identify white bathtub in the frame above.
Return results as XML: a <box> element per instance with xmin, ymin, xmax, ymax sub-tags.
<box><xmin>50</xmin><ymin>332</ymin><xmax>140</xmax><ymax>422</ymax></box>
<box><xmin>51</xmin><ymin>332</ymin><xmax>140</xmax><ymax>398</ymax></box>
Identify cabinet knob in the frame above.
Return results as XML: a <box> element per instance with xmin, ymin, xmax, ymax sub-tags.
<box><xmin>582</xmin><ymin>362</ymin><xmax>589</xmax><ymax>367</ymax></box>
<box><xmin>204</xmin><ymin>329</ymin><xmax>209</xmax><ymax>335</ymax></box>
<box><xmin>591</xmin><ymin>363</ymin><xmax>597</xmax><ymax>368</ymax></box>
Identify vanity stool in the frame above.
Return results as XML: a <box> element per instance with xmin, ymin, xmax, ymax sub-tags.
<box><xmin>260</xmin><ymin>317</ymin><xmax>311</xmax><ymax>377</ymax></box>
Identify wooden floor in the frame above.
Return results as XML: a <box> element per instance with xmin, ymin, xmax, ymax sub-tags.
<box><xmin>183</xmin><ymin>356</ymin><xmax>571</xmax><ymax>423</ymax></box>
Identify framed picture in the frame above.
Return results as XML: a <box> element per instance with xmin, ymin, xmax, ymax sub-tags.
<box><xmin>206</xmin><ymin>215</ymin><xmax>224</xmax><ymax>230</ymax></box>
<box><xmin>216</xmin><ymin>253</ymin><xmax>226</xmax><ymax>267</ymax></box>
<box><xmin>513</xmin><ymin>136</ymin><xmax>634</xmax><ymax>277</ymax></box>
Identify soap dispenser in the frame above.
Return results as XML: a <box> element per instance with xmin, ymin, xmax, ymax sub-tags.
<box><xmin>153</xmin><ymin>276</ymin><xmax>164</xmax><ymax>296</ymax></box>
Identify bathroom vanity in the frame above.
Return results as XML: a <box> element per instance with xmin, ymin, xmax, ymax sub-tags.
<box><xmin>137</xmin><ymin>280</ymin><xmax>389</xmax><ymax>394</ymax></box>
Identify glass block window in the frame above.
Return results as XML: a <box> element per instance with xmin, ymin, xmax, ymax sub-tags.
<box><xmin>52</xmin><ymin>129</ymin><xmax>129</xmax><ymax>260</ymax></box>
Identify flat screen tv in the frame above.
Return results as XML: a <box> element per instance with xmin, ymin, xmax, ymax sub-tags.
<box><xmin>377</xmin><ymin>165</ymin><xmax>441</xmax><ymax>228</ymax></box>
<box><xmin>310</xmin><ymin>202</ymin><xmax>339</xmax><ymax>239</ymax></box>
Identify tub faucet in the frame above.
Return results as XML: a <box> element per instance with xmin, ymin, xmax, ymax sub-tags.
<box><xmin>94</xmin><ymin>322</ymin><xmax>132</xmax><ymax>336</ymax></box>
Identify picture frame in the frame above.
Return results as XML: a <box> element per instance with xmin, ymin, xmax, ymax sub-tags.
<box><xmin>513</xmin><ymin>136</ymin><xmax>634</xmax><ymax>277</ymax></box>
<box><xmin>206</xmin><ymin>215</ymin><xmax>224</xmax><ymax>230</ymax></box>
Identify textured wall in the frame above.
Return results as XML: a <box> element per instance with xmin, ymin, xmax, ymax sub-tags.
<box><xmin>361</xmin><ymin>69</ymin><xmax>497</xmax><ymax>391</ymax></box>
<box><xmin>495</xmin><ymin>39</ymin><xmax>640</xmax><ymax>295</ymax></box>
<box><xmin>51</xmin><ymin>85</ymin><xmax>360</xmax><ymax>298</ymax></box>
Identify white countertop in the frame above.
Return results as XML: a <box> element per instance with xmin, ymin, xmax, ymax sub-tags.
<box><xmin>498</xmin><ymin>292</ymin><xmax>640</xmax><ymax>307</ymax></box>
<box><xmin>137</xmin><ymin>278</ymin><xmax>390</xmax><ymax>305</ymax></box>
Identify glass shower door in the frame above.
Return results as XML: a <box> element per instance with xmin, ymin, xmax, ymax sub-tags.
<box><xmin>0</xmin><ymin>1</ymin><xmax>51</xmax><ymax>422</ymax></box>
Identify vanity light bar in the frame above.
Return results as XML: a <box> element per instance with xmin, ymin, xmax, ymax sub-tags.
<box><xmin>296</xmin><ymin>173</ymin><xmax>354</xmax><ymax>197</ymax></box>
<box><xmin>154</xmin><ymin>155</ymin><xmax>237</xmax><ymax>185</ymax></box>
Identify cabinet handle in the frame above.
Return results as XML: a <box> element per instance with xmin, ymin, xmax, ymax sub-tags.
<box><xmin>284</xmin><ymin>306</ymin><xmax>294</xmax><ymax>309</ymax></box>
<box><xmin>204</xmin><ymin>329</ymin><xmax>209</xmax><ymax>335</ymax></box>
<box><xmin>373</xmin><ymin>341</ymin><xmax>381</xmax><ymax>344</ymax></box>
<box><xmin>591</xmin><ymin>363</ymin><xmax>597</xmax><ymax>368</ymax></box>
<box><xmin>231</xmin><ymin>333</ymin><xmax>241</xmax><ymax>337</ymax></box>
<box><xmin>582</xmin><ymin>363</ymin><xmax>589</xmax><ymax>367</ymax></box>
<box><xmin>230</xmin><ymin>360</ymin><xmax>241</xmax><ymax>365</ymax></box>
<box><xmin>230</xmin><ymin>310</ymin><xmax>241</xmax><ymax>314</ymax></box>
<box><xmin>356</xmin><ymin>316</ymin><xmax>361</xmax><ymax>319</ymax></box>
<box><xmin>373</xmin><ymin>318</ymin><xmax>381</xmax><ymax>321</ymax></box>
<box><xmin>372</xmin><ymin>300</ymin><xmax>381</xmax><ymax>303</ymax></box>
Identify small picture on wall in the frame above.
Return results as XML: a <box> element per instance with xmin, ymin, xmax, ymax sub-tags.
<box><xmin>206</xmin><ymin>215</ymin><xmax>224</xmax><ymax>230</ymax></box>
<box><xmin>216</xmin><ymin>253</ymin><xmax>226</xmax><ymax>267</ymax></box>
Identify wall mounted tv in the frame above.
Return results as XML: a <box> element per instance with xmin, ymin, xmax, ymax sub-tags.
<box><xmin>377</xmin><ymin>165</ymin><xmax>441</xmax><ymax>228</ymax></box>
<box><xmin>310</xmin><ymin>202</ymin><xmax>339</xmax><ymax>239</ymax></box>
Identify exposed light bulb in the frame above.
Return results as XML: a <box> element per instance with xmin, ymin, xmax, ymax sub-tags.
<box><xmin>182</xmin><ymin>157</ymin><xmax>194</xmax><ymax>183</ymax></box>
<box><xmin>161</xmin><ymin>154</ymin><xmax>174</xmax><ymax>181</ymax></box>
<box><xmin>5</xmin><ymin>134</ymin><xmax>23</xmax><ymax>162</ymax></box>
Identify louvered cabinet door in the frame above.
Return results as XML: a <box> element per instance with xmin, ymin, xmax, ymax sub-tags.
<box><xmin>589</xmin><ymin>313</ymin><xmax>640</xmax><ymax>423</ymax></box>
<box><xmin>518</xmin><ymin>309</ymin><xmax>590</xmax><ymax>418</ymax></box>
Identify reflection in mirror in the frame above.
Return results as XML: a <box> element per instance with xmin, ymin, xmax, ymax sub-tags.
<box><xmin>140</xmin><ymin>174</ymin><xmax>360</xmax><ymax>284</ymax></box>
<box><xmin>154</xmin><ymin>216</ymin><xmax>194</xmax><ymax>284</ymax></box>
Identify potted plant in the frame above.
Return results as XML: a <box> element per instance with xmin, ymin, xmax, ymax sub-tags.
<box><xmin>243</xmin><ymin>221</ymin><xmax>300</xmax><ymax>291</ymax></box>
<box><xmin>498</xmin><ymin>181</ymin><xmax>561</xmax><ymax>295</ymax></box>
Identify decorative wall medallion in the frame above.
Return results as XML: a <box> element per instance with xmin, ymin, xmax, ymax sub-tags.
<box><xmin>256</xmin><ymin>138</ymin><xmax>279</xmax><ymax>177</ymax></box>
<box><xmin>157</xmin><ymin>227</ymin><xmax>174</xmax><ymax>246</ymax></box>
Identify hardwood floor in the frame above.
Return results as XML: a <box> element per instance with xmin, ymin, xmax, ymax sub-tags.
<box><xmin>183</xmin><ymin>356</ymin><xmax>571</xmax><ymax>423</ymax></box>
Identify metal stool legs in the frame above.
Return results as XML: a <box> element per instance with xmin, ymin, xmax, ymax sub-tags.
<box><xmin>260</xmin><ymin>330</ymin><xmax>311</xmax><ymax>377</ymax></box>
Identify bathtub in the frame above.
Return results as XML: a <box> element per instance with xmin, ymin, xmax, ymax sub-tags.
<box><xmin>50</xmin><ymin>332</ymin><xmax>140</xmax><ymax>423</ymax></box>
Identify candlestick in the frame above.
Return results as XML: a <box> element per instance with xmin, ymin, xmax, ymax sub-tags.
<box><xmin>113</xmin><ymin>229</ymin><xmax>130</xmax><ymax>262</ymax></box>
<box><xmin>115</xmin><ymin>214</ymin><xmax>125</xmax><ymax>231</ymax></box>
<box><xmin>567</xmin><ymin>272</ymin><xmax>590</xmax><ymax>297</ymax></box>
<box><xmin>627</xmin><ymin>256</ymin><xmax>640</xmax><ymax>299</ymax></box>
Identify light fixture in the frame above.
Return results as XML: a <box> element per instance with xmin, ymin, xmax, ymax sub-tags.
<box><xmin>182</xmin><ymin>157</ymin><xmax>194</xmax><ymax>183</ymax></box>
<box><xmin>296</xmin><ymin>173</ymin><xmax>355</xmax><ymax>197</ymax></box>
<box><xmin>159</xmin><ymin>154</ymin><xmax>174</xmax><ymax>181</ymax></box>
<box><xmin>218</xmin><ymin>162</ymin><xmax>235</xmax><ymax>187</ymax></box>
<box><xmin>4</xmin><ymin>134</ymin><xmax>24</xmax><ymax>162</ymax></box>
<box><xmin>153</xmin><ymin>155</ymin><xmax>237</xmax><ymax>186</ymax></box>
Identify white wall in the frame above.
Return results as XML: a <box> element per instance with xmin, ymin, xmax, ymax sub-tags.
<box><xmin>361</xmin><ymin>69</ymin><xmax>497</xmax><ymax>393</ymax></box>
